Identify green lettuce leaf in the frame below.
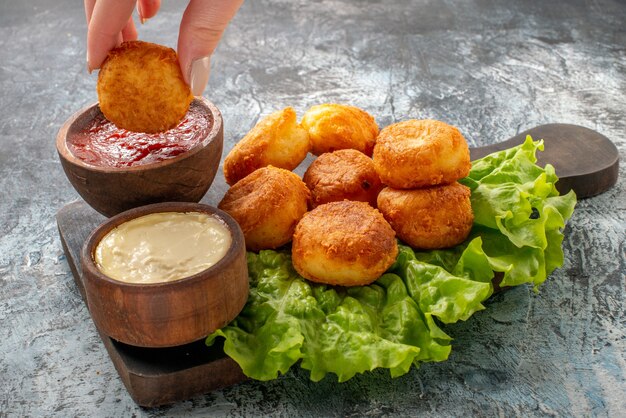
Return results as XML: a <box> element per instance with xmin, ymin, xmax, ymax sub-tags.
<box><xmin>460</xmin><ymin>136</ymin><xmax>576</xmax><ymax>288</ymax></box>
<box><xmin>207</xmin><ymin>250</ymin><xmax>453</xmax><ymax>382</ymax></box>
<box><xmin>390</xmin><ymin>244</ymin><xmax>493</xmax><ymax>323</ymax></box>
<box><xmin>207</xmin><ymin>135</ymin><xmax>576</xmax><ymax>381</ymax></box>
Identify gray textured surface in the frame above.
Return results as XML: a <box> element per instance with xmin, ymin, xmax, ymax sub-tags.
<box><xmin>1</xmin><ymin>0</ymin><xmax>625</xmax><ymax>416</ymax></box>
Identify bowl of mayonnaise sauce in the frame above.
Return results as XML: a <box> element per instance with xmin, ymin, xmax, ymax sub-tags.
<box><xmin>81</xmin><ymin>202</ymin><xmax>248</xmax><ymax>348</ymax></box>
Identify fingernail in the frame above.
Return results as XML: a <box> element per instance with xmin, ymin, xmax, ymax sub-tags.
<box><xmin>190</xmin><ymin>56</ymin><xmax>210</xmax><ymax>96</ymax></box>
<box><xmin>87</xmin><ymin>51</ymin><xmax>93</xmax><ymax>74</ymax></box>
<box><xmin>137</xmin><ymin>3</ymin><xmax>148</xmax><ymax>24</ymax></box>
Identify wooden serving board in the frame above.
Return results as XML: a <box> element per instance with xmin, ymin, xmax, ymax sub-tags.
<box><xmin>56</xmin><ymin>123</ymin><xmax>618</xmax><ymax>407</ymax></box>
<box><xmin>469</xmin><ymin>123</ymin><xmax>619</xmax><ymax>198</ymax></box>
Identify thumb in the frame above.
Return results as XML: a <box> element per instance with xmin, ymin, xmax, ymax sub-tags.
<box><xmin>178</xmin><ymin>0</ymin><xmax>244</xmax><ymax>95</ymax></box>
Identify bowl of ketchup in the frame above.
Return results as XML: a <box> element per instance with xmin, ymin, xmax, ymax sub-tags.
<box><xmin>56</xmin><ymin>97</ymin><xmax>223</xmax><ymax>217</ymax></box>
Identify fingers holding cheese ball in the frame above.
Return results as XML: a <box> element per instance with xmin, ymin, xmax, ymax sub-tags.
<box><xmin>301</xmin><ymin>103</ymin><xmax>379</xmax><ymax>156</ymax></box>
<box><xmin>376</xmin><ymin>182</ymin><xmax>474</xmax><ymax>250</ymax></box>
<box><xmin>97</xmin><ymin>40</ymin><xmax>193</xmax><ymax>133</ymax></box>
<box><xmin>373</xmin><ymin>119</ymin><xmax>471</xmax><ymax>189</ymax></box>
<box><xmin>303</xmin><ymin>149</ymin><xmax>384</xmax><ymax>208</ymax></box>
<box><xmin>223</xmin><ymin>107</ymin><xmax>311</xmax><ymax>186</ymax></box>
<box><xmin>292</xmin><ymin>200</ymin><xmax>398</xmax><ymax>287</ymax></box>
<box><xmin>218</xmin><ymin>166</ymin><xmax>310</xmax><ymax>252</ymax></box>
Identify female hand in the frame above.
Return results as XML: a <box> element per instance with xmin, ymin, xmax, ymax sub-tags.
<box><xmin>84</xmin><ymin>0</ymin><xmax>244</xmax><ymax>95</ymax></box>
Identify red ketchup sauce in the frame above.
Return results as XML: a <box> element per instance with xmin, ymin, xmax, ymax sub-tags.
<box><xmin>68</xmin><ymin>103</ymin><xmax>211</xmax><ymax>168</ymax></box>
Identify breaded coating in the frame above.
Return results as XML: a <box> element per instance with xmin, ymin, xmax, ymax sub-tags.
<box><xmin>97</xmin><ymin>40</ymin><xmax>193</xmax><ymax>133</ymax></box>
<box><xmin>301</xmin><ymin>103</ymin><xmax>379</xmax><ymax>156</ymax></box>
<box><xmin>218</xmin><ymin>166</ymin><xmax>310</xmax><ymax>251</ymax></box>
<box><xmin>223</xmin><ymin>107</ymin><xmax>310</xmax><ymax>186</ymax></box>
<box><xmin>292</xmin><ymin>201</ymin><xmax>398</xmax><ymax>286</ymax></box>
<box><xmin>373</xmin><ymin>119</ymin><xmax>470</xmax><ymax>189</ymax></box>
<box><xmin>303</xmin><ymin>149</ymin><xmax>384</xmax><ymax>208</ymax></box>
<box><xmin>377</xmin><ymin>182</ymin><xmax>474</xmax><ymax>250</ymax></box>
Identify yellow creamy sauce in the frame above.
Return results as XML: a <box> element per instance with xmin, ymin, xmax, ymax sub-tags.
<box><xmin>95</xmin><ymin>212</ymin><xmax>232</xmax><ymax>284</ymax></box>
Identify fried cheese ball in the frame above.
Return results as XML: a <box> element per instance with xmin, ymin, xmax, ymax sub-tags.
<box><xmin>97</xmin><ymin>40</ymin><xmax>193</xmax><ymax>133</ymax></box>
<box><xmin>218</xmin><ymin>166</ymin><xmax>310</xmax><ymax>251</ymax></box>
<box><xmin>377</xmin><ymin>182</ymin><xmax>474</xmax><ymax>250</ymax></box>
<box><xmin>303</xmin><ymin>149</ymin><xmax>384</xmax><ymax>208</ymax></box>
<box><xmin>301</xmin><ymin>103</ymin><xmax>379</xmax><ymax>156</ymax></box>
<box><xmin>373</xmin><ymin>119</ymin><xmax>471</xmax><ymax>189</ymax></box>
<box><xmin>223</xmin><ymin>107</ymin><xmax>310</xmax><ymax>186</ymax></box>
<box><xmin>292</xmin><ymin>201</ymin><xmax>398</xmax><ymax>286</ymax></box>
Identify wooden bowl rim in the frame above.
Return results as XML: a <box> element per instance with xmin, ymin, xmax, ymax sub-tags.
<box><xmin>56</xmin><ymin>97</ymin><xmax>223</xmax><ymax>173</ymax></box>
<box><xmin>81</xmin><ymin>202</ymin><xmax>246</xmax><ymax>291</ymax></box>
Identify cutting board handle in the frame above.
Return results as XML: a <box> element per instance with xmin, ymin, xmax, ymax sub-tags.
<box><xmin>469</xmin><ymin>123</ymin><xmax>619</xmax><ymax>198</ymax></box>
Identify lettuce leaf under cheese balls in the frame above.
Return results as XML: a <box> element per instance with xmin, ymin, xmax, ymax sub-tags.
<box><xmin>207</xmin><ymin>136</ymin><xmax>577</xmax><ymax>382</ymax></box>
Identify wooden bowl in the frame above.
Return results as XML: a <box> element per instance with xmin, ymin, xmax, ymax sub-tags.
<box><xmin>56</xmin><ymin>97</ymin><xmax>223</xmax><ymax>217</ymax></box>
<box><xmin>81</xmin><ymin>202</ymin><xmax>249</xmax><ymax>348</ymax></box>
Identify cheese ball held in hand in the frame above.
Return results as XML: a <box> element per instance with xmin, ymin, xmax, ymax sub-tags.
<box><xmin>97</xmin><ymin>41</ymin><xmax>193</xmax><ymax>133</ymax></box>
<box><xmin>373</xmin><ymin>119</ymin><xmax>471</xmax><ymax>189</ymax></box>
<box><xmin>303</xmin><ymin>149</ymin><xmax>384</xmax><ymax>208</ymax></box>
<box><xmin>223</xmin><ymin>107</ymin><xmax>310</xmax><ymax>185</ymax></box>
<box><xmin>218</xmin><ymin>166</ymin><xmax>310</xmax><ymax>251</ymax></box>
<box><xmin>292</xmin><ymin>201</ymin><xmax>398</xmax><ymax>286</ymax></box>
<box><xmin>301</xmin><ymin>104</ymin><xmax>379</xmax><ymax>156</ymax></box>
<box><xmin>377</xmin><ymin>182</ymin><xmax>474</xmax><ymax>250</ymax></box>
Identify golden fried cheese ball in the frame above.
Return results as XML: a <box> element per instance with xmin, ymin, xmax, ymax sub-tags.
<box><xmin>223</xmin><ymin>107</ymin><xmax>310</xmax><ymax>186</ymax></box>
<box><xmin>372</xmin><ymin>119</ymin><xmax>471</xmax><ymax>189</ymax></box>
<box><xmin>303</xmin><ymin>149</ymin><xmax>384</xmax><ymax>208</ymax></box>
<box><xmin>218</xmin><ymin>166</ymin><xmax>310</xmax><ymax>251</ymax></box>
<box><xmin>376</xmin><ymin>182</ymin><xmax>474</xmax><ymax>250</ymax></box>
<box><xmin>301</xmin><ymin>103</ymin><xmax>379</xmax><ymax>156</ymax></box>
<box><xmin>292</xmin><ymin>200</ymin><xmax>398</xmax><ymax>286</ymax></box>
<box><xmin>97</xmin><ymin>40</ymin><xmax>193</xmax><ymax>133</ymax></box>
